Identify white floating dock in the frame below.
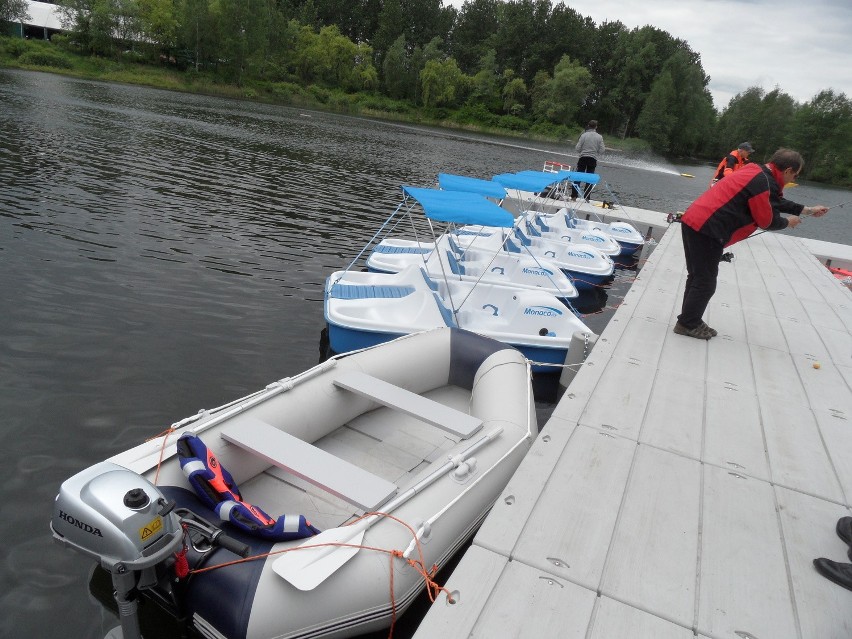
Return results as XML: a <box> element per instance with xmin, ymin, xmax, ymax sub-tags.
<box><xmin>414</xmin><ymin>223</ymin><xmax>852</xmax><ymax>638</ymax></box>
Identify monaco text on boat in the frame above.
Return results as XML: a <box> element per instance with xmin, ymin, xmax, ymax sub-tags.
<box><xmin>51</xmin><ymin>328</ymin><xmax>537</xmax><ymax>639</ymax></box>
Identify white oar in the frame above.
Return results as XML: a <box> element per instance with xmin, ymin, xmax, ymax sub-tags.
<box><xmin>272</xmin><ymin>427</ymin><xmax>503</xmax><ymax>591</ymax></box>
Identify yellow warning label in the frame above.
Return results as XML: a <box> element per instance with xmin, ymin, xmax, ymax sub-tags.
<box><xmin>139</xmin><ymin>516</ymin><xmax>163</xmax><ymax>541</ymax></box>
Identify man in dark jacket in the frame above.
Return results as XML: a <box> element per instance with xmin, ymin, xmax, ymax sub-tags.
<box><xmin>674</xmin><ymin>148</ymin><xmax>829</xmax><ymax>339</ymax></box>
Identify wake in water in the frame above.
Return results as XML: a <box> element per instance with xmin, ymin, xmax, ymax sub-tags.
<box><xmin>365</xmin><ymin>118</ymin><xmax>686</xmax><ymax>176</ymax></box>
<box><xmin>602</xmin><ymin>151</ymin><xmax>683</xmax><ymax>176</ymax></box>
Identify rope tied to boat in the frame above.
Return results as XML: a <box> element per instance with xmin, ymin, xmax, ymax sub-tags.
<box><xmin>182</xmin><ymin>510</ymin><xmax>454</xmax><ymax>638</ymax></box>
<box><xmin>146</xmin><ymin>426</ymin><xmax>177</xmax><ymax>485</ymax></box>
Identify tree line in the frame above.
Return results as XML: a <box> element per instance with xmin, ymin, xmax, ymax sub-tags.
<box><xmin>3</xmin><ymin>0</ymin><xmax>850</xmax><ymax>185</ymax></box>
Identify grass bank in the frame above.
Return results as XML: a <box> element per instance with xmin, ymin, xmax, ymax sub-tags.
<box><xmin>0</xmin><ymin>36</ymin><xmax>651</xmax><ymax>156</ymax></box>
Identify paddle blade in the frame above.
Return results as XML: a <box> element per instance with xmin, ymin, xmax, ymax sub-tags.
<box><xmin>272</xmin><ymin>527</ymin><xmax>366</xmax><ymax>591</ymax></box>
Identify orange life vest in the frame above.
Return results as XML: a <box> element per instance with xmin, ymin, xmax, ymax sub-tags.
<box><xmin>710</xmin><ymin>149</ymin><xmax>748</xmax><ymax>186</ymax></box>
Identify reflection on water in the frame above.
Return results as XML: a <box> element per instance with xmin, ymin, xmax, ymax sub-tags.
<box><xmin>1</xmin><ymin>69</ymin><xmax>849</xmax><ymax>639</ymax></box>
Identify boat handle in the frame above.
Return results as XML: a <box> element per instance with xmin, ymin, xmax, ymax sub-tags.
<box><xmin>545</xmin><ymin>251</ymin><xmax>556</xmax><ymax>257</ymax></box>
<box><xmin>482</xmin><ymin>304</ymin><xmax>498</xmax><ymax>316</ymax></box>
<box><xmin>490</xmin><ymin>266</ymin><xmax>505</xmax><ymax>274</ymax></box>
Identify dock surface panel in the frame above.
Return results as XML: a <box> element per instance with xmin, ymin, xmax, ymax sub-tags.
<box><xmin>414</xmin><ymin>224</ymin><xmax>852</xmax><ymax>638</ymax></box>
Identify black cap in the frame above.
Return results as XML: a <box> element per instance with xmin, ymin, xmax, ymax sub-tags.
<box><xmin>738</xmin><ymin>142</ymin><xmax>755</xmax><ymax>153</ymax></box>
<box><xmin>124</xmin><ymin>488</ymin><xmax>150</xmax><ymax>509</ymax></box>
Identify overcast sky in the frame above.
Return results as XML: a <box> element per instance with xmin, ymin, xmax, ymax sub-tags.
<box><xmin>446</xmin><ymin>0</ymin><xmax>852</xmax><ymax>111</ymax></box>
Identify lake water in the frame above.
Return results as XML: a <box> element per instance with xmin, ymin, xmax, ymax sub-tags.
<box><xmin>1</xmin><ymin>68</ymin><xmax>850</xmax><ymax>639</ymax></box>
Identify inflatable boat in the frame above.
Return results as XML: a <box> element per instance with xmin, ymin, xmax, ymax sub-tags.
<box><xmin>51</xmin><ymin>328</ymin><xmax>536</xmax><ymax>639</ymax></box>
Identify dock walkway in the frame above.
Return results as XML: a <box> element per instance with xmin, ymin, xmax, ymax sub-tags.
<box><xmin>414</xmin><ymin>223</ymin><xmax>852</xmax><ymax>638</ymax></box>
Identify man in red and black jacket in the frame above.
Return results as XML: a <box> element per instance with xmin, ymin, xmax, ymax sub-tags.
<box><xmin>674</xmin><ymin>148</ymin><xmax>829</xmax><ymax>339</ymax></box>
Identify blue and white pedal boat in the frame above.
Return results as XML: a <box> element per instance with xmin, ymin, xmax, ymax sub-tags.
<box><xmin>328</xmin><ymin>185</ymin><xmax>593</xmax><ymax>371</ymax></box>
<box><xmin>519</xmin><ymin>210</ymin><xmax>622</xmax><ymax>256</ymax></box>
<box><xmin>436</xmin><ymin>172</ymin><xmax>621</xmax><ymax>257</ymax></box>
<box><xmin>497</xmin><ymin>170</ymin><xmax>646</xmax><ymax>257</ymax></box>
<box><xmin>325</xmin><ymin>264</ymin><xmax>591</xmax><ymax>371</ymax></box>
<box><xmin>51</xmin><ymin>328</ymin><xmax>537</xmax><ymax>639</ymax></box>
<box><xmin>452</xmin><ymin>224</ymin><xmax>615</xmax><ymax>290</ymax></box>
<box><xmin>553</xmin><ymin>206</ymin><xmax>645</xmax><ymax>257</ymax></box>
<box><xmin>365</xmin><ymin>234</ymin><xmax>579</xmax><ymax>303</ymax></box>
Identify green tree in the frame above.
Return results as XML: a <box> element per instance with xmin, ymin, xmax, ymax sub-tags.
<box><xmin>583</xmin><ymin>20</ymin><xmax>627</xmax><ymax>133</ymax></box>
<box><xmin>502</xmin><ymin>71</ymin><xmax>527</xmax><ymax>115</ymax></box>
<box><xmin>450</xmin><ymin>0</ymin><xmax>499</xmax><ymax>73</ymax></box>
<box><xmin>636</xmin><ymin>70</ymin><xmax>676</xmax><ymax>152</ymax></box>
<box><xmin>530</xmin><ymin>69</ymin><xmax>552</xmax><ymax>121</ymax></box>
<box><xmin>403</xmin><ymin>0</ymin><xmax>453</xmax><ymax>50</ymax></box>
<box><xmin>213</xmin><ymin>0</ymin><xmax>272</xmax><ymax>84</ymax></box>
<box><xmin>659</xmin><ymin>50</ymin><xmax>715</xmax><ymax>155</ymax></box>
<box><xmin>382</xmin><ymin>34</ymin><xmax>409</xmax><ymax>99</ymax></box>
<box><xmin>634</xmin><ymin>50</ymin><xmax>714</xmax><ymax>155</ymax></box>
<box><xmin>789</xmin><ymin>90</ymin><xmax>852</xmax><ymax>184</ymax></box>
<box><xmin>0</xmin><ymin>0</ymin><xmax>29</xmax><ymax>24</ymax></box>
<box><xmin>174</xmin><ymin>0</ymin><xmax>216</xmax><ymax>70</ymax></box>
<box><xmin>57</xmin><ymin>0</ymin><xmax>126</xmax><ymax>55</ymax></box>
<box><xmin>467</xmin><ymin>49</ymin><xmax>500</xmax><ymax>112</ymax></box>
<box><xmin>547</xmin><ymin>54</ymin><xmax>592</xmax><ymax>125</ymax></box>
<box><xmin>372</xmin><ymin>0</ymin><xmax>403</xmax><ymax>66</ymax></box>
<box><xmin>542</xmin><ymin>3</ymin><xmax>594</xmax><ymax>70</ymax></box>
<box><xmin>137</xmin><ymin>0</ymin><xmax>178</xmax><ymax>54</ymax></box>
<box><xmin>714</xmin><ymin>86</ymin><xmax>765</xmax><ymax>157</ymax></box>
<box><xmin>291</xmin><ymin>23</ymin><xmax>377</xmax><ymax>91</ymax></box>
<box><xmin>312</xmin><ymin>0</ymin><xmax>380</xmax><ymax>43</ymax></box>
<box><xmin>751</xmin><ymin>88</ymin><xmax>797</xmax><ymax>159</ymax></box>
<box><xmin>493</xmin><ymin>0</ymin><xmax>550</xmax><ymax>82</ymax></box>
<box><xmin>420</xmin><ymin>57</ymin><xmax>466</xmax><ymax>108</ymax></box>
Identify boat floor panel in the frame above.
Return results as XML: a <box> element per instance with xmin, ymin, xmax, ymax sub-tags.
<box><xmin>414</xmin><ymin>226</ymin><xmax>852</xmax><ymax>638</ymax></box>
<box><xmin>236</xmin><ymin>385</ymin><xmax>470</xmax><ymax>529</ymax></box>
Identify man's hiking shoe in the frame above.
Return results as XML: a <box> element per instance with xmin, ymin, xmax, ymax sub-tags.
<box><xmin>837</xmin><ymin>516</ymin><xmax>852</xmax><ymax>545</ymax></box>
<box><xmin>701</xmin><ymin>321</ymin><xmax>718</xmax><ymax>337</ymax></box>
<box><xmin>814</xmin><ymin>557</ymin><xmax>852</xmax><ymax>592</ymax></box>
<box><xmin>673</xmin><ymin>322</ymin><xmax>713</xmax><ymax>340</ymax></box>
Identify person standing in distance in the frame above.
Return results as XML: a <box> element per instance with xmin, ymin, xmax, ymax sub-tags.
<box><xmin>710</xmin><ymin>142</ymin><xmax>754</xmax><ymax>186</ymax></box>
<box><xmin>674</xmin><ymin>148</ymin><xmax>829</xmax><ymax>340</ymax></box>
<box><xmin>571</xmin><ymin>120</ymin><xmax>605</xmax><ymax>201</ymax></box>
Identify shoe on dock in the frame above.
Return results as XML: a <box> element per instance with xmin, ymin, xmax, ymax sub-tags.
<box><xmin>673</xmin><ymin>322</ymin><xmax>713</xmax><ymax>339</ymax></box>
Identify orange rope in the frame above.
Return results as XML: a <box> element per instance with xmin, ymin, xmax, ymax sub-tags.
<box><xmin>185</xmin><ymin>510</ymin><xmax>455</xmax><ymax>638</ymax></box>
<box><xmin>146</xmin><ymin>427</ymin><xmax>175</xmax><ymax>485</ymax></box>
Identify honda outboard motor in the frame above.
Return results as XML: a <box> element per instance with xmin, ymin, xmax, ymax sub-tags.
<box><xmin>51</xmin><ymin>462</ymin><xmax>184</xmax><ymax>639</ymax></box>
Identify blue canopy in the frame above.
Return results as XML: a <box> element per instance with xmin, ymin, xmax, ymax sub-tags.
<box><xmin>437</xmin><ymin>173</ymin><xmax>508</xmax><ymax>200</ymax></box>
<box><xmin>492</xmin><ymin>171</ymin><xmax>563</xmax><ymax>192</ymax></box>
<box><xmin>493</xmin><ymin>170</ymin><xmax>601</xmax><ymax>192</ymax></box>
<box><xmin>401</xmin><ymin>186</ymin><xmax>515</xmax><ymax>228</ymax></box>
<box><xmin>557</xmin><ymin>170</ymin><xmax>601</xmax><ymax>185</ymax></box>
